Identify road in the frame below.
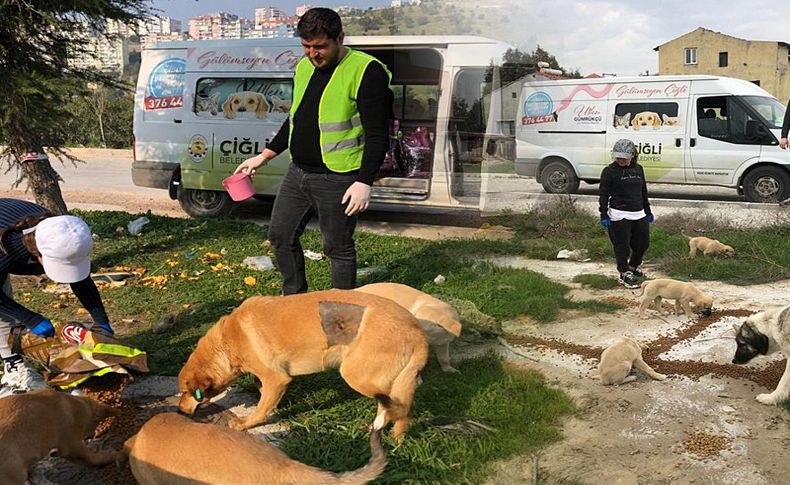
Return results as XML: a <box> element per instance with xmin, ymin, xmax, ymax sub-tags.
<box><xmin>1</xmin><ymin>148</ymin><xmax>786</xmax><ymax>230</ymax></box>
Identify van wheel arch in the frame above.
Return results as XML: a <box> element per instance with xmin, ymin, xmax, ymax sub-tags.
<box><xmin>539</xmin><ymin>158</ymin><xmax>580</xmax><ymax>194</ymax></box>
<box><xmin>740</xmin><ymin>165</ymin><xmax>790</xmax><ymax>203</ymax></box>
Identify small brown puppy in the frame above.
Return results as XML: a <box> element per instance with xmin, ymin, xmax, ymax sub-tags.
<box><xmin>122</xmin><ymin>412</ymin><xmax>385</xmax><ymax>485</ymax></box>
<box><xmin>597</xmin><ymin>337</ymin><xmax>666</xmax><ymax>385</ymax></box>
<box><xmin>355</xmin><ymin>282</ymin><xmax>462</xmax><ymax>373</ymax></box>
<box><xmin>0</xmin><ymin>389</ymin><xmax>119</xmax><ymax>485</ymax></box>
<box><xmin>637</xmin><ymin>278</ymin><xmax>713</xmax><ymax>319</ymax></box>
<box><xmin>178</xmin><ymin>289</ymin><xmax>428</xmax><ymax>440</ymax></box>
<box><xmin>686</xmin><ymin>235</ymin><xmax>735</xmax><ymax>258</ymax></box>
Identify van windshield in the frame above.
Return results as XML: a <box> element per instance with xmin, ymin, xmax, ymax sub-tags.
<box><xmin>740</xmin><ymin>96</ymin><xmax>786</xmax><ymax>129</ymax></box>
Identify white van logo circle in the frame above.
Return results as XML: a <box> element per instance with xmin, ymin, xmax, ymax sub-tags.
<box><xmin>188</xmin><ymin>135</ymin><xmax>209</xmax><ymax>162</ymax></box>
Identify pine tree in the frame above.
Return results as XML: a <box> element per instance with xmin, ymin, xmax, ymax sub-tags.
<box><xmin>0</xmin><ymin>0</ymin><xmax>153</xmax><ymax>213</ymax></box>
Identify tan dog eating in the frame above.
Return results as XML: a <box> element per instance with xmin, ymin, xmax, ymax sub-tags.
<box><xmin>178</xmin><ymin>289</ymin><xmax>428</xmax><ymax>440</ymax></box>
<box><xmin>637</xmin><ymin>278</ymin><xmax>713</xmax><ymax>319</ymax></box>
<box><xmin>355</xmin><ymin>282</ymin><xmax>462</xmax><ymax>373</ymax></box>
<box><xmin>597</xmin><ymin>337</ymin><xmax>666</xmax><ymax>385</ymax></box>
<box><xmin>0</xmin><ymin>389</ymin><xmax>119</xmax><ymax>485</ymax></box>
<box><xmin>122</xmin><ymin>412</ymin><xmax>386</xmax><ymax>485</ymax></box>
<box><xmin>686</xmin><ymin>235</ymin><xmax>735</xmax><ymax>257</ymax></box>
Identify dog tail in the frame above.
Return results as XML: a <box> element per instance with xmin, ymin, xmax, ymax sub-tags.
<box><xmin>636</xmin><ymin>280</ymin><xmax>649</xmax><ymax>297</ymax></box>
<box><xmin>680</xmin><ymin>230</ymin><xmax>691</xmax><ymax>241</ymax></box>
<box><xmin>332</xmin><ymin>428</ymin><xmax>387</xmax><ymax>484</ymax></box>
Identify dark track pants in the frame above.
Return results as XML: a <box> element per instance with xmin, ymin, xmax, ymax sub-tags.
<box><xmin>607</xmin><ymin>217</ymin><xmax>650</xmax><ymax>274</ymax></box>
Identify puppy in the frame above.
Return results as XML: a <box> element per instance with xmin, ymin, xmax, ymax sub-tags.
<box><xmin>685</xmin><ymin>234</ymin><xmax>735</xmax><ymax>257</ymax></box>
<box><xmin>631</xmin><ymin>111</ymin><xmax>662</xmax><ymax>130</ymax></box>
<box><xmin>178</xmin><ymin>289</ymin><xmax>428</xmax><ymax>440</ymax></box>
<box><xmin>662</xmin><ymin>114</ymin><xmax>680</xmax><ymax>126</ymax></box>
<box><xmin>732</xmin><ymin>304</ymin><xmax>790</xmax><ymax>405</ymax></box>
<box><xmin>121</xmin><ymin>412</ymin><xmax>385</xmax><ymax>485</ymax></box>
<box><xmin>222</xmin><ymin>91</ymin><xmax>269</xmax><ymax>119</ymax></box>
<box><xmin>355</xmin><ymin>282</ymin><xmax>462</xmax><ymax>373</ymax></box>
<box><xmin>0</xmin><ymin>389</ymin><xmax>119</xmax><ymax>484</ymax></box>
<box><xmin>637</xmin><ymin>278</ymin><xmax>713</xmax><ymax>319</ymax></box>
<box><xmin>597</xmin><ymin>336</ymin><xmax>666</xmax><ymax>385</ymax></box>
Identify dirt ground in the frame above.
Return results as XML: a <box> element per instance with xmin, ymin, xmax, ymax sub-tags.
<box><xmin>482</xmin><ymin>258</ymin><xmax>790</xmax><ymax>485</ymax></box>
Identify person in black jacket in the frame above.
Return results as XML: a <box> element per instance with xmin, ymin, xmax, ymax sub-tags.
<box><xmin>599</xmin><ymin>139</ymin><xmax>654</xmax><ymax>289</ymax></box>
<box><xmin>0</xmin><ymin>199</ymin><xmax>113</xmax><ymax>395</ymax></box>
<box><xmin>235</xmin><ymin>8</ymin><xmax>392</xmax><ymax>294</ymax></box>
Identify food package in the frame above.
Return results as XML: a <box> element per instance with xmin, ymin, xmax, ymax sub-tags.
<box><xmin>8</xmin><ymin>322</ymin><xmax>148</xmax><ymax>389</ymax></box>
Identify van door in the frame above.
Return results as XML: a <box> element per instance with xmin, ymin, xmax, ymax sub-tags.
<box><xmin>606</xmin><ymin>95</ymin><xmax>688</xmax><ymax>183</ymax></box>
<box><xmin>688</xmin><ymin>95</ymin><xmax>767</xmax><ymax>184</ymax></box>
<box><xmin>183</xmin><ymin>76</ymin><xmax>293</xmax><ymax>195</ymax></box>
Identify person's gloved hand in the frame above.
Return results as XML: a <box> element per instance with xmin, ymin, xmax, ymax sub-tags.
<box><xmin>31</xmin><ymin>319</ymin><xmax>55</xmax><ymax>338</ymax></box>
<box><xmin>600</xmin><ymin>218</ymin><xmax>610</xmax><ymax>229</ymax></box>
<box><xmin>647</xmin><ymin>214</ymin><xmax>655</xmax><ymax>224</ymax></box>
<box><xmin>94</xmin><ymin>322</ymin><xmax>114</xmax><ymax>335</ymax></box>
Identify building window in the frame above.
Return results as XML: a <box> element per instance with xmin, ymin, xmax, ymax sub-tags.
<box><xmin>684</xmin><ymin>48</ymin><xmax>697</xmax><ymax>65</ymax></box>
<box><xmin>719</xmin><ymin>52</ymin><xmax>728</xmax><ymax>67</ymax></box>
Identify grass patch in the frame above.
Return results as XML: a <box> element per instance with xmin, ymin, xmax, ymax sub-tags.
<box><xmin>275</xmin><ymin>354</ymin><xmax>575</xmax><ymax>484</ymax></box>
<box><xmin>487</xmin><ymin>203</ymin><xmax>790</xmax><ymax>285</ymax></box>
<box><xmin>13</xmin><ymin>210</ymin><xmax>616</xmax><ymax>374</ymax></box>
<box><xmin>573</xmin><ymin>273</ymin><xmax>620</xmax><ymax>290</ymax></box>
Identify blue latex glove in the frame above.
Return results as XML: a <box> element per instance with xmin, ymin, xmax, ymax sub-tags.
<box><xmin>600</xmin><ymin>218</ymin><xmax>610</xmax><ymax>229</ymax></box>
<box><xmin>95</xmin><ymin>322</ymin><xmax>115</xmax><ymax>335</ymax></box>
<box><xmin>647</xmin><ymin>214</ymin><xmax>655</xmax><ymax>224</ymax></box>
<box><xmin>31</xmin><ymin>319</ymin><xmax>55</xmax><ymax>338</ymax></box>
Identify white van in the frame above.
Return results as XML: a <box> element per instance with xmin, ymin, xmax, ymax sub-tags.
<box><xmin>515</xmin><ymin>75</ymin><xmax>790</xmax><ymax>202</ymax></box>
<box><xmin>132</xmin><ymin>35</ymin><xmax>514</xmax><ymax>217</ymax></box>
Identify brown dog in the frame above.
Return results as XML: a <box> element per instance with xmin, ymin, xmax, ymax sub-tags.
<box><xmin>122</xmin><ymin>412</ymin><xmax>385</xmax><ymax>485</ymax></box>
<box><xmin>355</xmin><ymin>282</ymin><xmax>462</xmax><ymax>373</ymax></box>
<box><xmin>178</xmin><ymin>289</ymin><xmax>428</xmax><ymax>440</ymax></box>
<box><xmin>597</xmin><ymin>337</ymin><xmax>666</xmax><ymax>385</ymax></box>
<box><xmin>637</xmin><ymin>278</ymin><xmax>713</xmax><ymax>319</ymax></box>
<box><xmin>0</xmin><ymin>389</ymin><xmax>119</xmax><ymax>484</ymax></box>
<box><xmin>685</xmin><ymin>235</ymin><xmax>735</xmax><ymax>257</ymax></box>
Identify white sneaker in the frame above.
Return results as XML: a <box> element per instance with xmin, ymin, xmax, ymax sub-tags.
<box><xmin>1</xmin><ymin>356</ymin><xmax>48</xmax><ymax>393</ymax></box>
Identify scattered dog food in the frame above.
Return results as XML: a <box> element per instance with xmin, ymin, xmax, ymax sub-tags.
<box><xmin>682</xmin><ymin>431</ymin><xmax>733</xmax><ymax>459</ymax></box>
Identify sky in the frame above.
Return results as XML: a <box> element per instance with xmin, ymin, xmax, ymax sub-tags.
<box><xmin>150</xmin><ymin>0</ymin><xmax>790</xmax><ymax>76</ymax></box>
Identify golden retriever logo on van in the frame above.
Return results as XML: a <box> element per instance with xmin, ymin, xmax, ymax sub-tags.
<box><xmin>188</xmin><ymin>135</ymin><xmax>208</xmax><ymax>162</ymax></box>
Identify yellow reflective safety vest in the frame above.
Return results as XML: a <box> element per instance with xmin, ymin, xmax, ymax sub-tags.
<box><xmin>289</xmin><ymin>48</ymin><xmax>392</xmax><ymax>172</ymax></box>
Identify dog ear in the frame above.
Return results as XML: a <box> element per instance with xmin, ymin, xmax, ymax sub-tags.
<box><xmin>255</xmin><ymin>94</ymin><xmax>269</xmax><ymax>119</ymax></box>
<box><xmin>222</xmin><ymin>95</ymin><xmax>237</xmax><ymax>119</ymax></box>
<box><xmin>652</xmin><ymin>113</ymin><xmax>661</xmax><ymax>126</ymax></box>
<box><xmin>754</xmin><ymin>330</ymin><xmax>769</xmax><ymax>355</ymax></box>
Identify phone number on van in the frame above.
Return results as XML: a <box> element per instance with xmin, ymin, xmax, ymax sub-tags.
<box><xmin>145</xmin><ymin>96</ymin><xmax>184</xmax><ymax>110</ymax></box>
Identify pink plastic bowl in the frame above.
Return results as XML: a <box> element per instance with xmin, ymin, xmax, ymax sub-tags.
<box><xmin>222</xmin><ymin>173</ymin><xmax>255</xmax><ymax>202</ymax></box>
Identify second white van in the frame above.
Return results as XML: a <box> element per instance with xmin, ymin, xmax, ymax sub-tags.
<box><xmin>515</xmin><ymin>75</ymin><xmax>790</xmax><ymax>202</ymax></box>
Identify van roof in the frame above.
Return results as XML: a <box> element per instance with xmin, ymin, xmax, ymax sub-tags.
<box><xmin>521</xmin><ymin>75</ymin><xmax>774</xmax><ymax>97</ymax></box>
<box><xmin>144</xmin><ymin>35</ymin><xmax>506</xmax><ymax>50</ymax></box>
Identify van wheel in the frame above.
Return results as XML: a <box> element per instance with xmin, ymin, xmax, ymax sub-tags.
<box><xmin>742</xmin><ymin>167</ymin><xmax>790</xmax><ymax>203</ymax></box>
<box><xmin>178</xmin><ymin>188</ymin><xmax>233</xmax><ymax>218</ymax></box>
<box><xmin>540</xmin><ymin>161</ymin><xmax>580</xmax><ymax>194</ymax></box>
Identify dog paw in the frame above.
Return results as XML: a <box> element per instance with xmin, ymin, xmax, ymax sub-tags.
<box><xmin>442</xmin><ymin>367</ymin><xmax>461</xmax><ymax>374</ymax></box>
<box><xmin>228</xmin><ymin>417</ymin><xmax>251</xmax><ymax>430</ymax></box>
<box><xmin>653</xmin><ymin>373</ymin><xmax>667</xmax><ymax>381</ymax></box>
<box><xmin>756</xmin><ymin>393</ymin><xmax>778</xmax><ymax>405</ymax></box>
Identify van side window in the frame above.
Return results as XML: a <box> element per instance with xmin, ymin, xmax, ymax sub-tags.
<box><xmin>697</xmin><ymin>96</ymin><xmax>772</xmax><ymax>145</ymax></box>
<box><xmin>194</xmin><ymin>78</ymin><xmax>293</xmax><ymax>120</ymax></box>
<box><xmin>613</xmin><ymin>102</ymin><xmax>680</xmax><ymax>131</ymax></box>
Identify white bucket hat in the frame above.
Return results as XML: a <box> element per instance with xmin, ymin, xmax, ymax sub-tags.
<box><xmin>34</xmin><ymin>215</ymin><xmax>93</xmax><ymax>283</ymax></box>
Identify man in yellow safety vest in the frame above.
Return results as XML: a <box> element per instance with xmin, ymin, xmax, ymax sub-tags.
<box><xmin>236</xmin><ymin>7</ymin><xmax>392</xmax><ymax>294</ymax></box>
